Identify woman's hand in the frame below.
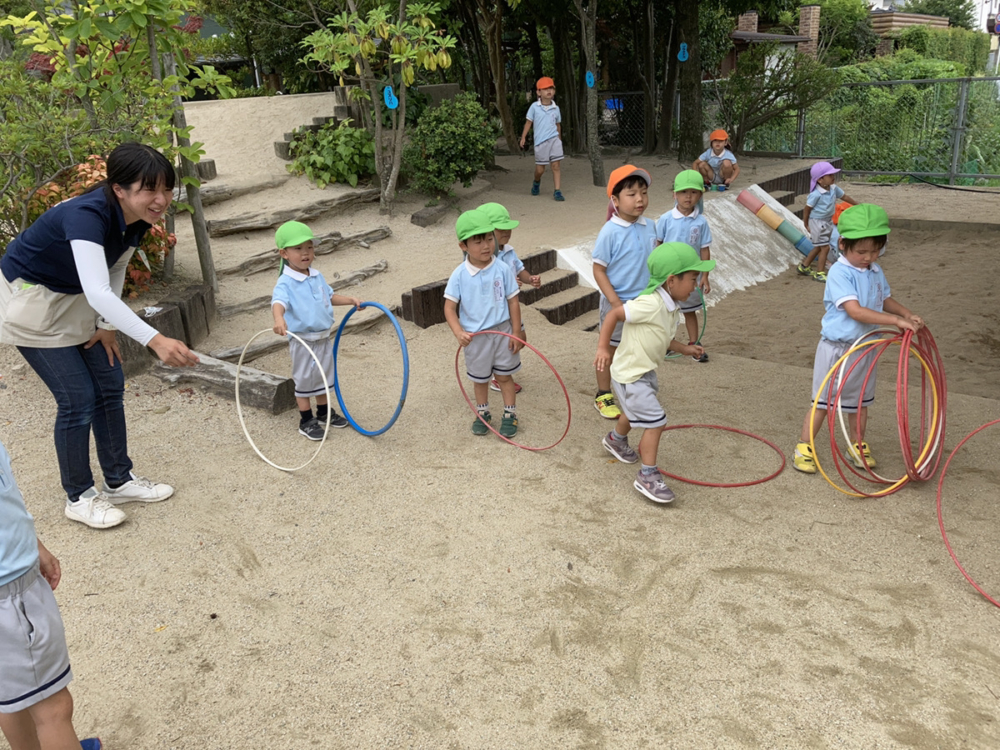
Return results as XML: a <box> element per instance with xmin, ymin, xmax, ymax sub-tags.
<box><xmin>83</xmin><ymin>328</ymin><xmax>122</xmax><ymax>367</ymax></box>
<box><xmin>149</xmin><ymin>334</ymin><xmax>200</xmax><ymax>367</ymax></box>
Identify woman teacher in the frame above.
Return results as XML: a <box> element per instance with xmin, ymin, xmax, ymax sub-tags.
<box><xmin>0</xmin><ymin>142</ymin><xmax>199</xmax><ymax>529</ymax></box>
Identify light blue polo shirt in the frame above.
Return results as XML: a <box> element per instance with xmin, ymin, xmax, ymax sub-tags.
<box><xmin>591</xmin><ymin>215</ymin><xmax>659</xmax><ymax>302</ymax></box>
<box><xmin>806</xmin><ymin>184</ymin><xmax>845</xmax><ymax>221</ymax></box>
<box><xmin>496</xmin><ymin>244</ymin><xmax>525</xmax><ymax>280</ymax></box>
<box><xmin>444</xmin><ymin>258</ymin><xmax>519</xmax><ymax>333</ymax></box>
<box><xmin>820</xmin><ymin>256</ymin><xmax>891</xmax><ymax>343</ymax></box>
<box><xmin>699</xmin><ymin>148</ymin><xmax>737</xmax><ymax>172</ymax></box>
<box><xmin>271</xmin><ymin>266</ymin><xmax>335</xmax><ymax>335</ymax></box>
<box><xmin>0</xmin><ymin>441</ymin><xmax>40</xmax><ymax>587</ymax></box>
<box><xmin>526</xmin><ymin>101</ymin><xmax>561</xmax><ymax>145</ymax></box>
<box><xmin>655</xmin><ymin>207</ymin><xmax>713</xmax><ymax>249</ymax></box>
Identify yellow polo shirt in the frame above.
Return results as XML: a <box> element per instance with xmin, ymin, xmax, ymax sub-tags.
<box><xmin>610</xmin><ymin>287</ymin><xmax>681</xmax><ymax>384</ymax></box>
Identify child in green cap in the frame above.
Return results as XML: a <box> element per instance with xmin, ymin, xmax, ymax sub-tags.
<box><xmin>444</xmin><ymin>209</ymin><xmax>523</xmax><ymax>438</ymax></box>
<box><xmin>655</xmin><ymin>169</ymin><xmax>714</xmax><ymax>362</ymax></box>
<box><xmin>271</xmin><ymin>220</ymin><xmax>362</xmax><ymax>441</ymax></box>
<box><xmin>594</xmin><ymin>242</ymin><xmax>715</xmax><ymax>504</ymax></box>
<box><xmin>793</xmin><ymin>204</ymin><xmax>924</xmax><ymax>475</ymax></box>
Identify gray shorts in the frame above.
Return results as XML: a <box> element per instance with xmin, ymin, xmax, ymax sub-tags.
<box><xmin>289</xmin><ymin>334</ymin><xmax>334</xmax><ymax>399</ymax></box>
<box><xmin>678</xmin><ymin>275</ymin><xmax>705</xmax><ymax>314</ymax></box>
<box><xmin>611</xmin><ymin>371</ymin><xmax>666</xmax><ymax>429</ymax></box>
<box><xmin>809</xmin><ymin>217</ymin><xmax>834</xmax><ymax>248</ymax></box>
<box><xmin>811</xmin><ymin>338</ymin><xmax>877</xmax><ymax>413</ymax></box>
<box><xmin>464</xmin><ymin>320</ymin><xmax>521</xmax><ymax>383</ymax></box>
<box><xmin>599</xmin><ymin>296</ymin><xmax>625</xmax><ymax>347</ymax></box>
<box><xmin>0</xmin><ymin>564</ymin><xmax>73</xmax><ymax>713</ymax></box>
<box><xmin>534</xmin><ymin>137</ymin><xmax>564</xmax><ymax>165</ymax></box>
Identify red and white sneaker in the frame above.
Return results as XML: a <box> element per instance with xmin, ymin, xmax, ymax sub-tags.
<box><xmin>489</xmin><ymin>378</ymin><xmax>522</xmax><ymax>393</ymax></box>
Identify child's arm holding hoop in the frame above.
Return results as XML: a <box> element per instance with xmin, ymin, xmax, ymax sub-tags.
<box><xmin>842</xmin><ymin>299</ymin><xmax>922</xmax><ymax>333</ymax></box>
<box><xmin>444</xmin><ymin>299</ymin><xmax>472</xmax><ymax>346</ymax></box>
<box><xmin>272</xmin><ymin>301</ymin><xmax>287</xmax><ymax>336</ymax></box>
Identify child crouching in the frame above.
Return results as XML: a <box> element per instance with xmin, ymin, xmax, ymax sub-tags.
<box><xmin>594</xmin><ymin>243</ymin><xmax>716</xmax><ymax>504</ymax></box>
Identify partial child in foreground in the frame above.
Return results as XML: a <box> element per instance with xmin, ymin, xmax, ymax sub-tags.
<box><xmin>798</xmin><ymin>161</ymin><xmax>857</xmax><ymax>282</ymax></box>
<box><xmin>793</xmin><ymin>204</ymin><xmax>923</xmax><ymax>474</ymax></box>
<box><xmin>479</xmin><ymin>202</ymin><xmax>540</xmax><ymax>395</ymax></box>
<box><xmin>591</xmin><ymin>165</ymin><xmax>659</xmax><ymax>420</ymax></box>
<box><xmin>595</xmin><ymin>243</ymin><xmax>715</xmax><ymax>504</ymax></box>
<box><xmin>444</xmin><ymin>208</ymin><xmax>523</xmax><ymax>438</ymax></box>
<box><xmin>655</xmin><ymin>169</ymin><xmax>713</xmax><ymax>362</ymax></box>
<box><xmin>520</xmin><ymin>76</ymin><xmax>565</xmax><ymax>201</ymax></box>
<box><xmin>271</xmin><ymin>221</ymin><xmax>361</xmax><ymax>440</ymax></box>
<box><xmin>693</xmin><ymin>129</ymin><xmax>740</xmax><ymax>189</ymax></box>
<box><xmin>0</xmin><ymin>440</ymin><xmax>103</xmax><ymax>750</ymax></box>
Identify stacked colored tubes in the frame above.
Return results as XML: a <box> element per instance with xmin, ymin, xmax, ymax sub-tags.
<box><xmin>737</xmin><ymin>189</ymin><xmax>813</xmax><ymax>257</ymax></box>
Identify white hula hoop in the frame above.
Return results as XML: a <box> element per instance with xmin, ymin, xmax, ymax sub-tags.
<box><xmin>236</xmin><ymin>329</ymin><xmax>331</xmax><ymax>472</ymax></box>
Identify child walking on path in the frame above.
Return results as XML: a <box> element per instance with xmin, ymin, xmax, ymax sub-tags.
<box><xmin>694</xmin><ymin>129</ymin><xmax>740</xmax><ymax>189</ymax></box>
<box><xmin>793</xmin><ymin>204</ymin><xmax>923</xmax><ymax>474</ymax></box>
<box><xmin>798</xmin><ymin>162</ymin><xmax>857</xmax><ymax>282</ymax></box>
<box><xmin>444</xmin><ymin>208</ymin><xmax>523</xmax><ymax>438</ymax></box>
<box><xmin>591</xmin><ymin>165</ymin><xmax>659</xmax><ymax>420</ymax></box>
<box><xmin>655</xmin><ymin>169</ymin><xmax>713</xmax><ymax>362</ymax></box>
<box><xmin>271</xmin><ymin>221</ymin><xmax>361</xmax><ymax>441</ymax></box>
<box><xmin>595</xmin><ymin>243</ymin><xmax>715</xmax><ymax>504</ymax></box>
<box><xmin>0</xmin><ymin>440</ymin><xmax>103</xmax><ymax>750</ymax></box>
<box><xmin>479</xmin><ymin>202</ymin><xmax>540</xmax><ymax>395</ymax></box>
<box><xmin>520</xmin><ymin>77</ymin><xmax>565</xmax><ymax>201</ymax></box>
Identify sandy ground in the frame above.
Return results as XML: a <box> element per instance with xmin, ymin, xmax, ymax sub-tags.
<box><xmin>2</xmin><ymin>94</ymin><xmax>1000</xmax><ymax>749</ymax></box>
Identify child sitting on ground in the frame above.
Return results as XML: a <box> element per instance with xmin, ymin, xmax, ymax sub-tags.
<box><xmin>592</xmin><ymin>165</ymin><xmax>659</xmax><ymax>420</ymax></box>
<box><xmin>694</xmin><ymin>129</ymin><xmax>740</xmax><ymax>190</ymax></box>
<box><xmin>271</xmin><ymin>221</ymin><xmax>361</xmax><ymax>440</ymax></box>
<box><xmin>0</xmin><ymin>440</ymin><xmax>103</xmax><ymax>750</ymax></box>
<box><xmin>520</xmin><ymin>76</ymin><xmax>565</xmax><ymax>202</ymax></box>
<box><xmin>798</xmin><ymin>162</ymin><xmax>857</xmax><ymax>282</ymax></box>
<box><xmin>594</xmin><ymin>243</ymin><xmax>715</xmax><ymax>504</ymax></box>
<box><xmin>444</xmin><ymin>208</ymin><xmax>523</xmax><ymax>438</ymax></box>
<box><xmin>479</xmin><ymin>202</ymin><xmax>541</xmax><ymax>395</ymax></box>
<box><xmin>655</xmin><ymin>169</ymin><xmax>713</xmax><ymax>363</ymax></box>
<box><xmin>793</xmin><ymin>204</ymin><xmax>923</xmax><ymax>474</ymax></box>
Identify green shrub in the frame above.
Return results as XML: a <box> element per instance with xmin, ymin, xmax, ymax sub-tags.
<box><xmin>403</xmin><ymin>92</ymin><xmax>497</xmax><ymax>197</ymax></box>
<box><xmin>287</xmin><ymin>120</ymin><xmax>376</xmax><ymax>189</ymax></box>
<box><xmin>894</xmin><ymin>25</ymin><xmax>991</xmax><ymax>75</ymax></box>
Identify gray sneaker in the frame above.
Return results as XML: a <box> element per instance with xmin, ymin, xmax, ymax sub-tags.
<box><xmin>634</xmin><ymin>470</ymin><xmax>675</xmax><ymax>504</ymax></box>
<box><xmin>65</xmin><ymin>488</ymin><xmax>127</xmax><ymax>529</ymax></box>
<box><xmin>602</xmin><ymin>433</ymin><xmax>638</xmax><ymax>463</ymax></box>
<box><xmin>298</xmin><ymin>418</ymin><xmax>326</xmax><ymax>441</ymax></box>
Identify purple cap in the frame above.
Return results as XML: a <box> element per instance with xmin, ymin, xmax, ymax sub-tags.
<box><xmin>810</xmin><ymin>161</ymin><xmax>841</xmax><ymax>192</ymax></box>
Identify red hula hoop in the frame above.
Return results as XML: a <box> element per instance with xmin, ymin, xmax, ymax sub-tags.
<box><xmin>455</xmin><ymin>330</ymin><xmax>572</xmax><ymax>451</ymax></box>
<box><xmin>658</xmin><ymin>424</ymin><xmax>786</xmax><ymax>488</ymax></box>
<box><xmin>936</xmin><ymin>419</ymin><xmax>1000</xmax><ymax>608</ymax></box>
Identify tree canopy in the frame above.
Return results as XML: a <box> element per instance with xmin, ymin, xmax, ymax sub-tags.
<box><xmin>900</xmin><ymin>0</ymin><xmax>977</xmax><ymax>31</ymax></box>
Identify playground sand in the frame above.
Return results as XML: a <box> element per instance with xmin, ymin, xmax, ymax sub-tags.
<box><xmin>1</xmin><ymin>94</ymin><xmax>999</xmax><ymax>748</ymax></box>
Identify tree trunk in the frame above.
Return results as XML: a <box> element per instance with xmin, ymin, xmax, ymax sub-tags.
<box><xmin>656</xmin><ymin>20</ymin><xmax>678</xmax><ymax>155</ymax></box>
<box><xmin>147</xmin><ymin>25</ymin><xmax>175</xmax><ymax>281</ymax></box>
<box><xmin>525</xmin><ymin>22</ymin><xmax>543</xmax><ymax>81</ymax></box>
<box><xmin>548</xmin><ymin>22</ymin><xmax>583</xmax><ymax>154</ymax></box>
<box><xmin>456</xmin><ymin>0</ymin><xmax>491</xmax><ymax>110</ymax></box>
<box><xmin>477</xmin><ymin>0</ymin><xmax>520</xmax><ymax>155</ymax></box>
<box><xmin>572</xmin><ymin>0</ymin><xmax>605</xmax><ymax>187</ymax></box>
<box><xmin>675</xmin><ymin>0</ymin><xmax>703</xmax><ymax>163</ymax></box>
<box><xmin>638</xmin><ymin>0</ymin><xmax>657</xmax><ymax>154</ymax></box>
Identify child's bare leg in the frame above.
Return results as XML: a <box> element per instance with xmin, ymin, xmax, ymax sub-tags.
<box><xmin>848</xmin><ymin>407</ymin><xmax>868</xmax><ymax>445</ymax></box>
<box><xmin>473</xmin><ymin>381</ymin><xmax>490</xmax><ymax>408</ymax></box>
<box><xmin>800</xmin><ymin>407</ymin><xmax>827</xmax><ymax>444</ymax></box>
<box><xmin>27</xmin><ymin>688</ymin><xmax>79</xmax><ymax>750</ymax></box>
<box><xmin>551</xmin><ymin>160</ymin><xmax>561</xmax><ymax>190</ymax></box>
<box><xmin>533</xmin><ymin>164</ymin><xmax>545</xmax><ymax>183</ymax></box>
<box><xmin>720</xmin><ymin>160</ymin><xmax>735</xmax><ymax>183</ymax></box>
<box><xmin>801</xmin><ymin>245</ymin><xmax>820</xmax><ymax>270</ymax></box>
<box><xmin>816</xmin><ymin>245</ymin><xmax>830</xmax><ymax>273</ymax></box>
<box><xmin>495</xmin><ymin>375</ymin><xmax>516</xmax><ymax>408</ymax></box>
<box><xmin>637</xmin><ymin>425</ymin><xmax>665</xmax><ymax>467</ymax></box>
<box><xmin>0</xmin><ymin>709</ymin><xmax>42</xmax><ymax>750</ymax></box>
<box><xmin>684</xmin><ymin>312</ymin><xmax>699</xmax><ymax>344</ymax></box>
<box><xmin>295</xmin><ymin>396</ymin><xmax>312</xmax><ymax>412</ymax></box>
<box><xmin>614</xmin><ymin>413</ymin><xmax>631</xmax><ymax>437</ymax></box>
<box><xmin>315</xmin><ymin>394</ymin><xmax>328</xmax><ymax>406</ymax></box>
<box><xmin>597</xmin><ymin>345</ymin><xmax>616</xmax><ymax>393</ymax></box>
<box><xmin>696</xmin><ymin>162</ymin><xmax>713</xmax><ymax>183</ymax></box>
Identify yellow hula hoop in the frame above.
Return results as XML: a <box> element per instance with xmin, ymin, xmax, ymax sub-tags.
<box><xmin>809</xmin><ymin>337</ymin><xmax>941</xmax><ymax>497</ymax></box>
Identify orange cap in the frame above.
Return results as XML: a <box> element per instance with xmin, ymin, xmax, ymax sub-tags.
<box><xmin>709</xmin><ymin>129</ymin><xmax>729</xmax><ymax>142</ymax></box>
<box><xmin>536</xmin><ymin>76</ymin><xmax>555</xmax><ymax>90</ymax></box>
<box><xmin>606</xmin><ymin>164</ymin><xmax>651</xmax><ymax>198</ymax></box>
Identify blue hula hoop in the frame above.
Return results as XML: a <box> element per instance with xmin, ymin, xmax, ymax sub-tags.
<box><xmin>332</xmin><ymin>301</ymin><xmax>409</xmax><ymax>436</ymax></box>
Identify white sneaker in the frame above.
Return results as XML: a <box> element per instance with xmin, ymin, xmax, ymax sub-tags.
<box><xmin>65</xmin><ymin>488</ymin><xmax>127</xmax><ymax>529</ymax></box>
<box><xmin>102</xmin><ymin>472</ymin><xmax>174</xmax><ymax>505</ymax></box>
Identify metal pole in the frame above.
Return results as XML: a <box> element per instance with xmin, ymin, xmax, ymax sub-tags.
<box><xmin>795</xmin><ymin>108</ymin><xmax>806</xmax><ymax>157</ymax></box>
<box><xmin>949</xmin><ymin>79</ymin><xmax>970</xmax><ymax>186</ymax></box>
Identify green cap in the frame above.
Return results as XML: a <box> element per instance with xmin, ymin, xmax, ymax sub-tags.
<box><xmin>837</xmin><ymin>203</ymin><xmax>891</xmax><ymax>240</ymax></box>
<box><xmin>642</xmin><ymin>242</ymin><xmax>716</xmax><ymax>295</ymax></box>
<box><xmin>479</xmin><ymin>202</ymin><xmax>519</xmax><ymax>230</ymax></box>
<box><xmin>275</xmin><ymin>220</ymin><xmax>314</xmax><ymax>249</ymax></box>
<box><xmin>456</xmin><ymin>208</ymin><xmax>495</xmax><ymax>242</ymax></box>
<box><xmin>673</xmin><ymin>169</ymin><xmax>706</xmax><ymax>193</ymax></box>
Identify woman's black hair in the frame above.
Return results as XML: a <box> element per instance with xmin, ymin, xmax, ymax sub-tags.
<box><xmin>86</xmin><ymin>142</ymin><xmax>175</xmax><ymax>201</ymax></box>
<box><xmin>611</xmin><ymin>175</ymin><xmax>648</xmax><ymax>198</ymax></box>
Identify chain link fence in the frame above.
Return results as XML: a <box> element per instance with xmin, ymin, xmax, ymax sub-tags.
<box><xmin>598</xmin><ymin>91</ymin><xmax>646</xmax><ymax>148</ymax></box>
<box><xmin>740</xmin><ymin>76</ymin><xmax>1000</xmax><ymax>183</ymax></box>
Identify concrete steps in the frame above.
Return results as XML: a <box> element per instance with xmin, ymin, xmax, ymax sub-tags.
<box><xmin>518</xmin><ymin>267</ymin><xmax>578</xmax><ymax>306</ymax></box>
<box><xmin>530</xmin><ymin>285</ymin><xmax>600</xmax><ymax>326</ymax></box>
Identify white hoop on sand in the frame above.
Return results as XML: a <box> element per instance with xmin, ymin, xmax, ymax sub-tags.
<box><xmin>236</xmin><ymin>329</ymin><xmax>331</xmax><ymax>472</ymax></box>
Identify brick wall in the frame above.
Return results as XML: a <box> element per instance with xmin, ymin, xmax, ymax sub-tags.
<box><xmin>798</xmin><ymin>4</ymin><xmax>820</xmax><ymax>59</ymax></box>
<box><xmin>737</xmin><ymin>11</ymin><xmax>758</xmax><ymax>33</ymax></box>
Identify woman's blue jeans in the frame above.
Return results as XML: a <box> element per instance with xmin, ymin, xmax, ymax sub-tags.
<box><xmin>17</xmin><ymin>343</ymin><xmax>133</xmax><ymax>502</ymax></box>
